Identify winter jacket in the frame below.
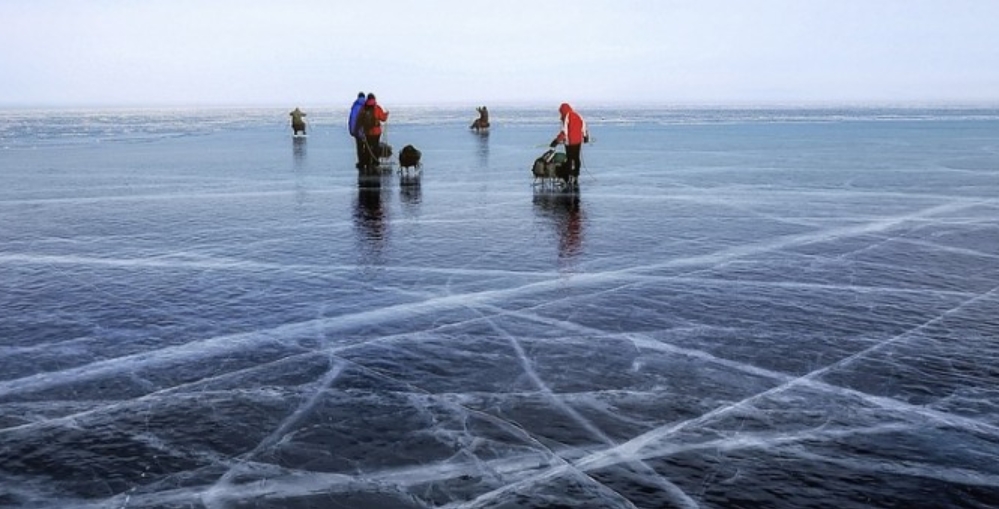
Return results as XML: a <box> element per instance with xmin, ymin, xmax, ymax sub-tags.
<box><xmin>348</xmin><ymin>95</ymin><xmax>366</xmax><ymax>137</ymax></box>
<box><xmin>361</xmin><ymin>98</ymin><xmax>389</xmax><ymax>137</ymax></box>
<box><xmin>289</xmin><ymin>108</ymin><xmax>306</xmax><ymax>128</ymax></box>
<box><xmin>555</xmin><ymin>103</ymin><xmax>588</xmax><ymax>146</ymax></box>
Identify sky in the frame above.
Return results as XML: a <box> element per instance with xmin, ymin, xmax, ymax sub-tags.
<box><xmin>2</xmin><ymin>0</ymin><xmax>998</xmax><ymax>107</ymax></box>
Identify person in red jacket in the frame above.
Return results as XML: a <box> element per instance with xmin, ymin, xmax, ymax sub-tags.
<box><xmin>549</xmin><ymin>103</ymin><xmax>589</xmax><ymax>185</ymax></box>
<box><xmin>356</xmin><ymin>93</ymin><xmax>390</xmax><ymax>171</ymax></box>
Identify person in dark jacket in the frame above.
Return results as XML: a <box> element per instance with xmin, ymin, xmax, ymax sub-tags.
<box><xmin>348</xmin><ymin>92</ymin><xmax>366</xmax><ymax>169</ymax></box>
<box><xmin>549</xmin><ymin>103</ymin><xmax>589</xmax><ymax>185</ymax></box>
<box><xmin>289</xmin><ymin>107</ymin><xmax>307</xmax><ymax>135</ymax></box>
<box><xmin>470</xmin><ymin>106</ymin><xmax>490</xmax><ymax>130</ymax></box>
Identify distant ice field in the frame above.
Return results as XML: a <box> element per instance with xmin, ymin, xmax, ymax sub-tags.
<box><xmin>1</xmin><ymin>106</ymin><xmax>998</xmax><ymax>508</ymax></box>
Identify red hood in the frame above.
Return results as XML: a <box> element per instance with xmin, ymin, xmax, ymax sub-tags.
<box><xmin>559</xmin><ymin>103</ymin><xmax>572</xmax><ymax>117</ymax></box>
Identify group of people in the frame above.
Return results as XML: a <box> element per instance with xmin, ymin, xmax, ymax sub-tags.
<box><xmin>288</xmin><ymin>92</ymin><xmax>391</xmax><ymax>171</ymax></box>
<box><xmin>348</xmin><ymin>92</ymin><xmax>390</xmax><ymax>171</ymax></box>
<box><xmin>290</xmin><ymin>98</ymin><xmax>589</xmax><ymax>182</ymax></box>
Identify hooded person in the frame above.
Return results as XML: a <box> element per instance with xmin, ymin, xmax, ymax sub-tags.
<box><xmin>289</xmin><ymin>107</ymin><xmax>307</xmax><ymax>135</ymax></box>
<box><xmin>356</xmin><ymin>93</ymin><xmax>390</xmax><ymax>171</ymax></box>
<box><xmin>348</xmin><ymin>92</ymin><xmax>367</xmax><ymax>169</ymax></box>
<box><xmin>549</xmin><ymin>103</ymin><xmax>589</xmax><ymax>184</ymax></box>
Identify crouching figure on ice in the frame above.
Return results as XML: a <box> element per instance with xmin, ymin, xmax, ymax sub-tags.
<box><xmin>470</xmin><ymin>106</ymin><xmax>490</xmax><ymax>130</ymax></box>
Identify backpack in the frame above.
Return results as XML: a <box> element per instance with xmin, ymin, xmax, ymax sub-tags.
<box><xmin>533</xmin><ymin>149</ymin><xmax>566</xmax><ymax>178</ymax></box>
<box><xmin>357</xmin><ymin>107</ymin><xmax>378</xmax><ymax>136</ymax></box>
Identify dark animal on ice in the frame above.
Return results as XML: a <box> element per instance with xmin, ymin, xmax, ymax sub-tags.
<box><xmin>399</xmin><ymin>144</ymin><xmax>422</xmax><ymax>170</ymax></box>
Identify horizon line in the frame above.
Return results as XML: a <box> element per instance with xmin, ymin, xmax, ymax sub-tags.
<box><xmin>3</xmin><ymin>99</ymin><xmax>999</xmax><ymax>111</ymax></box>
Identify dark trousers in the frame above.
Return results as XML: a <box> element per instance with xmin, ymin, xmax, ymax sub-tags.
<box><xmin>360</xmin><ymin>134</ymin><xmax>381</xmax><ymax>170</ymax></box>
<box><xmin>565</xmin><ymin>144</ymin><xmax>582</xmax><ymax>178</ymax></box>
<box><xmin>354</xmin><ymin>137</ymin><xmax>366</xmax><ymax>167</ymax></box>
<box><xmin>292</xmin><ymin>121</ymin><xmax>306</xmax><ymax>135</ymax></box>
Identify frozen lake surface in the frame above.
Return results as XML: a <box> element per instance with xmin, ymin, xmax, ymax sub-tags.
<box><xmin>1</xmin><ymin>106</ymin><xmax>998</xmax><ymax>508</ymax></box>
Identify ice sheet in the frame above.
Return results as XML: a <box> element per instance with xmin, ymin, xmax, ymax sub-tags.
<box><xmin>1</xmin><ymin>107</ymin><xmax>998</xmax><ymax>508</ymax></box>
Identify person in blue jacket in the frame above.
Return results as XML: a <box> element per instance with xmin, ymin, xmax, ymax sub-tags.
<box><xmin>348</xmin><ymin>92</ymin><xmax>366</xmax><ymax>169</ymax></box>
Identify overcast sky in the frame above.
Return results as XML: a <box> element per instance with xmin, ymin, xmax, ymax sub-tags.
<box><xmin>2</xmin><ymin>0</ymin><xmax>998</xmax><ymax>107</ymax></box>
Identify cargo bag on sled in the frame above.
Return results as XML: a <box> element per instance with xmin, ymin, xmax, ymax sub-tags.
<box><xmin>532</xmin><ymin>149</ymin><xmax>567</xmax><ymax>180</ymax></box>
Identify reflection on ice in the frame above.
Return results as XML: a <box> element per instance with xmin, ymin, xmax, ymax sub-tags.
<box><xmin>400</xmin><ymin>172</ymin><xmax>422</xmax><ymax>209</ymax></box>
<box><xmin>1</xmin><ymin>108</ymin><xmax>998</xmax><ymax>508</ymax></box>
<box><xmin>353</xmin><ymin>174</ymin><xmax>391</xmax><ymax>263</ymax></box>
<box><xmin>292</xmin><ymin>135</ymin><xmax>306</xmax><ymax>169</ymax></box>
<box><xmin>474</xmin><ymin>128</ymin><xmax>490</xmax><ymax>168</ymax></box>
<box><xmin>533</xmin><ymin>192</ymin><xmax>584</xmax><ymax>267</ymax></box>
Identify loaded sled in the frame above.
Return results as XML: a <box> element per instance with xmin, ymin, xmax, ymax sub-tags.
<box><xmin>358</xmin><ymin>141</ymin><xmax>393</xmax><ymax>175</ymax></box>
<box><xmin>399</xmin><ymin>144</ymin><xmax>422</xmax><ymax>173</ymax></box>
<box><xmin>398</xmin><ymin>144</ymin><xmax>422</xmax><ymax>187</ymax></box>
<box><xmin>531</xmin><ymin>148</ymin><xmax>576</xmax><ymax>190</ymax></box>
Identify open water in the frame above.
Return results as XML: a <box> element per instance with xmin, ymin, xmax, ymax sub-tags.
<box><xmin>1</xmin><ymin>106</ymin><xmax>998</xmax><ymax>508</ymax></box>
